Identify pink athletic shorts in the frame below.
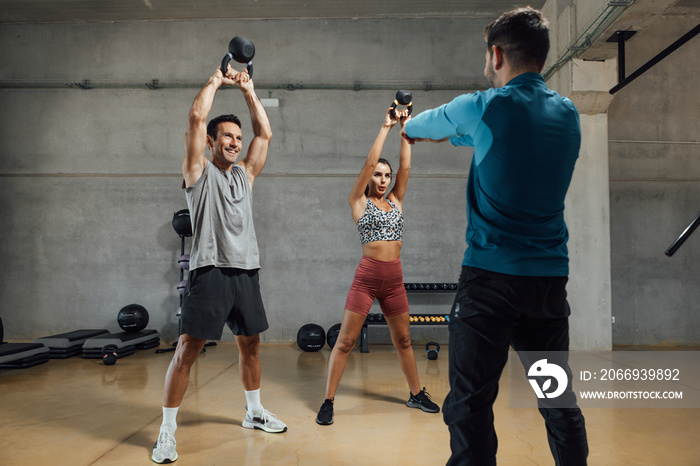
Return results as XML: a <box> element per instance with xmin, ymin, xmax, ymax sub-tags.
<box><xmin>344</xmin><ymin>256</ymin><xmax>409</xmax><ymax>317</ymax></box>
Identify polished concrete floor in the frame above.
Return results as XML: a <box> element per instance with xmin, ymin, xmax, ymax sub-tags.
<box><xmin>0</xmin><ymin>342</ymin><xmax>698</xmax><ymax>465</ymax></box>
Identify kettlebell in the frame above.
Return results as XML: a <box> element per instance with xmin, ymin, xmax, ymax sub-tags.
<box><xmin>102</xmin><ymin>344</ymin><xmax>118</xmax><ymax>366</ymax></box>
<box><xmin>390</xmin><ymin>90</ymin><xmax>413</xmax><ymax>119</ymax></box>
<box><xmin>221</xmin><ymin>36</ymin><xmax>255</xmax><ymax>77</ymax></box>
<box><xmin>426</xmin><ymin>341</ymin><xmax>440</xmax><ymax>361</ymax></box>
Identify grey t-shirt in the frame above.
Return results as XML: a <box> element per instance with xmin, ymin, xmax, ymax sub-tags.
<box><xmin>184</xmin><ymin>162</ymin><xmax>260</xmax><ymax>270</ymax></box>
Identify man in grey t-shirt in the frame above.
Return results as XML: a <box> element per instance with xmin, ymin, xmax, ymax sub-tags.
<box><xmin>152</xmin><ymin>65</ymin><xmax>286</xmax><ymax>464</ymax></box>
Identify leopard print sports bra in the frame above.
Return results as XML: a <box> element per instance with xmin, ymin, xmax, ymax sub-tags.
<box><xmin>356</xmin><ymin>197</ymin><xmax>404</xmax><ymax>245</ymax></box>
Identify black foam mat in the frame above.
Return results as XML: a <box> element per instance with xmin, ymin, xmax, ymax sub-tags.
<box><xmin>135</xmin><ymin>338</ymin><xmax>160</xmax><ymax>350</ymax></box>
<box><xmin>0</xmin><ymin>350</ymin><xmax>50</xmax><ymax>369</ymax></box>
<box><xmin>49</xmin><ymin>347</ymin><xmax>84</xmax><ymax>359</ymax></box>
<box><xmin>0</xmin><ymin>343</ymin><xmax>49</xmax><ymax>364</ymax></box>
<box><xmin>82</xmin><ymin>329</ymin><xmax>160</xmax><ymax>350</ymax></box>
<box><xmin>34</xmin><ymin>329</ymin><xmax>109</xmax><ymax>349</ymax></box>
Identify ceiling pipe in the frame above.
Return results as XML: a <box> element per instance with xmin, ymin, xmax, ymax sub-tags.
<box><xmin>543</xmin><ymin>0</ymin><xmax>634</xmax><ymax>82</ymax></box>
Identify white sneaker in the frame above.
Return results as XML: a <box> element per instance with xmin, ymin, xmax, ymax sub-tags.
<box><xmin>152</xmin><ymin>426</ymin><xmax>178</xmax><ymax>464</ymax></box>
<box><xmin>242</xmin><ymin>407</ymin><xmax>288</xmax><ymax>433</ymax></box>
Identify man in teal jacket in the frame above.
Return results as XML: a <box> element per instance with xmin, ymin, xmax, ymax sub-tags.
<box><xmin>402</xmin><ymin>7</ymin><xmax>588</xmax><ymax>465</ymax></box>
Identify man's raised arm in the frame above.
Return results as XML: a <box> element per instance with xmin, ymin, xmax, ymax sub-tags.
<box><xmin>183</xmin><ymin>69</ymin><xmax>236</xmax><ymax>188</ymax></box>
<box><xmin>236</xmin><ymin>73</ymin><xmax>272</xmax><ymax>188</ymax></box>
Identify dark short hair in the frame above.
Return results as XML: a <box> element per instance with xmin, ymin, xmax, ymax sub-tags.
<box><xmin>207</xmin><ymin>114</ymin><xmax>242</xmax><ymax>139</ymax></box>
<box><xmin>484</xmin><ymin>7</ymin><xmax>550</xmax><ymax>70</ymax></box>
<box><xmin>364</xmin><ymin>158</ymin><xmax>393</xmax><ymax>196</ymax></box>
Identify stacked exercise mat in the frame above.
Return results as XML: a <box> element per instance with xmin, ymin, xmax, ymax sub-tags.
<box><xmin>0</xmin><ymin>316</ymin><xmax>50</xmax><ymax>369</ymax></box>
<box><xmin>0</xmin><ymin>304</ymin><xmax>160</xmax><ymax>370</ymax></box>
<box><xmin>81</xmin><ymin>328</ymin><xmax>160</xmax><ymax>359</ymax></box>
<box><xmin>81</xmin><ymin>304</ymin><xmax>159</xmax><ymax>359</ymax></box>
<box><xmin>0</xmin><ymin>343</ymin><xmax>50</xmax><ymax>369</ymax></box>
<box><xmin>34</xmin><ymin>329</ymin><xmax>109</xmax><ymax>359</ymax></box>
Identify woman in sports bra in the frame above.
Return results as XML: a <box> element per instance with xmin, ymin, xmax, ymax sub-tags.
<box><xmin>316</xmin><ymin>106</ymin><xmax>440</xmax><ymax>426</ymax></box>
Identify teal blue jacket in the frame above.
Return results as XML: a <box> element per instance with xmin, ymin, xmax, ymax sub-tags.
<box><xmin>404</xmin><ymin>73</ymin><xmax>580</xmax><ymax>276</ymax></box>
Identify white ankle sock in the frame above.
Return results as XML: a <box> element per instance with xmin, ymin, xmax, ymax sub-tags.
<box><xmin>245</xmin><ymin>389</ymin><xmax>263</xmax><ymax>414</ymax></box>
<box><xmin>161</xmin><ymin>406</ymin><xmax>179</xmax><ymax>431</ymax></box>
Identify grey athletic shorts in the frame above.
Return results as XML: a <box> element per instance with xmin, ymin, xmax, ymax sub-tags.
<box><xmin>180</xmin><ymin>266</ymin><xmax>269</xmax><ymax>339</ymax></box>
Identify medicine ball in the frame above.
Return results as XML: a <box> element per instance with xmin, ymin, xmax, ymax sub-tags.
<box><xmin>172</xmin><ymin>209</ymin><xmax>192</xmax><ymax>237</ymax></box>
<box><xmin>326</xmin><ymin>323</ymin><xmax>341</xmax><ymax>349</ymax></box>
<box><xmin>0</xmin><ymin>316</ymin><xmax>4</xmax><ymax>343</ymax></box>
<box><xmin>117</xmin><ymin>304</ymin><xmax>149</xmax><ymax>332</ymax></box>
<box><xmin>426</xmin><ymin>341</ymin><xmax>440</xmax><ymax>360</ymax></box>
<box><xmin>297</xmin><ymin>323</ymin><xmax>325</xmax><ymax>352</ymax></box>
<box><xmin>102</xmin><ymin>344</ymin><xmax>118</xmax><ymax>365</ymax></box>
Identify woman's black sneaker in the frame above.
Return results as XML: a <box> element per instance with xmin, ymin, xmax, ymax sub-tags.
<box><xmin>406</xmin><ymin>388</ymin><xmax>440</xmax><ymax>413</ymax></box>
<box><xmin>316</xmin><ymin>398</ymin><xmax>334</xmax><ymax>425</ymax></box>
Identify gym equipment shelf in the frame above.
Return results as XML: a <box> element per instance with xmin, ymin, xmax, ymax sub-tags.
<box><xmin>404</xmin><ymin>282</ymin><xmax>458</xmax><ymax>292</ymax></box>
<box><xmin>157</xmin><ymin>209</ymin><xmax>217</xmax><ymax>355</ymax></box>
<box><xmin>359</xmin><ymin>282</ymin><xmax>457</xmax><ymax>353</ymax></box>
<box><xmin>361</xmin><ymin>313</ymin><xmax>450</xmax><ymax>353</ymax></box>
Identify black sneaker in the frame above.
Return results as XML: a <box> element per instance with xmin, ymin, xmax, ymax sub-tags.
<box><xmin>316</xmin><ymin>398</ymin><xmax>334</xmax><ymax>425</ymax></box>
<box><xmin>407</xmin><ymin>388</ymin><xmax>440</xmax><ymax>413</ymax></box>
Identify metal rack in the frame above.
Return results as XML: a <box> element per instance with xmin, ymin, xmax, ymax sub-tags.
<box><xmin>359</xmin><ymin>283</ymin><xmax>457</xmax><ymax>353</ymax></box>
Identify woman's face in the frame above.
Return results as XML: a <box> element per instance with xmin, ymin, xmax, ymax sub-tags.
<box><xmin>369</xmin><ymin>163</ymin><xmax>392</xmax><ymax>196</ymax></box>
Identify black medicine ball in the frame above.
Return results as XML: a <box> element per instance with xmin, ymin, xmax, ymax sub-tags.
<box><xmin>117</xmin><ymin>304</ymin><xmax>149</xmax><ymax>332</ymax></box>
<box><xmin>172</xmin><ymin>209</ymin><xmax>192</xmax><ymax>237</ymax></box>
<box><xmin>297</xmin><ymin>323</ymin><xmax>326</xmax><ymax>352</ymax></box>
<box><xmin>326</xmin><ymin>323</ymin><xmax>341</xmax><ymax>349</ymax></box>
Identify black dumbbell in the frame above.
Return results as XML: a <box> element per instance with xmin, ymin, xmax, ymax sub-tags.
<box><xmin>102</xmin><ymin>344</ymin><xmax>118</xmax><ymax>366</ymax></box>
<box><xmin>426</xmin><ymin>342</ymin><xmax>440</xmax><ymax>360</ymax></box>
<box><xmin>390</xmin><ymin>90</ymin><xmax>413</xmax><ymax>119</ymax></box>
<box><xmin>221</xmin><ymin>36</ymin><xmax>255</xmax><ymax>78</ymax></box>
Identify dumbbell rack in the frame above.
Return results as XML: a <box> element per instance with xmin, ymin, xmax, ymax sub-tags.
<box><xmin>405</xmin><ymin>282</ymin><xmax>458</xmax><ymax>292</ymax></box>
<box><xmin>359</xmin><ymin>282</ymin><xmax>457</xmax><ymax>353</ymax></box>
<box><xmin>155</xmin><ymin>211</ymin><xmax>217</xmax><ymax>355</ymax></box>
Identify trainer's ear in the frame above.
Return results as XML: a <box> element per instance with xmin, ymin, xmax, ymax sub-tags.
<box><xmin>492</xmin><ymin>45</ymin><xmax>505</xmax><ymax>70</ymax></box>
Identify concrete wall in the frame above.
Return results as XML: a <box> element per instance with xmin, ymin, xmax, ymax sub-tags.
<box><xmin>543</xmin><ymin>0</ymin><xmax>615</xmax><ymax>350</ymax></box>
<box><xmin>542</xmin><ymin>0</ymin><xmax>700</xmax><ymax>346</ymax></box>
<box><xmin>607</xmin><ymin>15</ymin><xmax>700</xmax><ymax>345</ymax></box>
<box><xmin>3</xmin><ymin>8</ymin><xmax>688</xmax><ymax>350</ymax></box>
<box><xmin>0</xmin><ymin>18</ymin><xmax>480</xmax><ymax>345</ymax></box>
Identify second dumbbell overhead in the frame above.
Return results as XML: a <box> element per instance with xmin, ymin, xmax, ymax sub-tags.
<box><xmin>390</xmin><ymin>90</ymin><xmax>413</xmax><ymax>119</ymax></box>
<box><xmin>221</xmin><ymin>36</ymin><xmax>255</xmax><ymax>78</ymax></box>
